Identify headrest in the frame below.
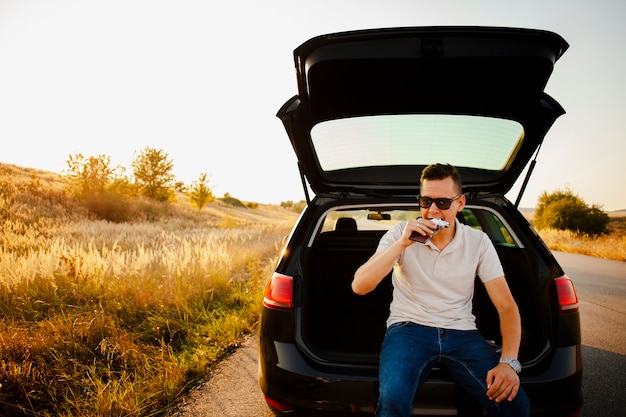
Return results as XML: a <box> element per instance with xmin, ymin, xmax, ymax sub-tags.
<box><xmin>335</xmin><ymin>217</ymin><xmax>357</xmax><ymax>231</ymax></box>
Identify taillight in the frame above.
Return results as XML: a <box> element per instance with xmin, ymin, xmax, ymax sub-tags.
<box><xmin>264</xmin><ymin>394</ymin><xmax>295</xmax><ymax>412</ymax></box>
<box><xmin>555</xmin><ymin>275</ymin><xmax>579</xmax><ymax>313</ymax></box>
<box><xmin>263</xmin><ymin>273</ymin><xmax>293</xmax><ymax>310</ymax></box>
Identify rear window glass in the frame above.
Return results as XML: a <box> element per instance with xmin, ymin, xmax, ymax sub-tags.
<box><xmin>310</xmin><ymin>114</ymin><xmax>524</xmax><ymax>172</ymax></box>
<box><xmin>459</xmin><ymin>208</ymin><xmax>518</xmax><ymax>247</ymax></box>
<box><xmin>321</xmin><ymin>209</ymin><xmax>420</xmax><ymax>233</ymax></box>
<box><xmin>318</xmin><ymin>206</ymin><xmax>520</xmax><ymax>248</ymax></box>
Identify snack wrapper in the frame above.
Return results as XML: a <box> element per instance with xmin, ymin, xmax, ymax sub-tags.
<box><xmin>409</xmin><ymin>218</ymin><xmax>449</xmax><ymax>243</ymax></box>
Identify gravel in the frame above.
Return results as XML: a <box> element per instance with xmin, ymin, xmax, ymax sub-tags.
<box><xmin>169</xmin><ymin>333</ymin><xmax>274</xmax><ymax>417</ymax></box>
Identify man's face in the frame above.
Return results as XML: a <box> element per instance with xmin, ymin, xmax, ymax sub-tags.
<box><xmin>420</xmin><ymin>177</ymin><xmax>465</xmax><ymax>224</ymax></box>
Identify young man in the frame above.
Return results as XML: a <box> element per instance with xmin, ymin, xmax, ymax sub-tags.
<box><xmin>352</xmin><ymin>163</ymin><xmax>530</xmax><ymax>417</ymax></box>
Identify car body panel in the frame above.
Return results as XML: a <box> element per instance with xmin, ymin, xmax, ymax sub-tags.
<box><xmin>259</xmin><ymin>335</ymin><xmax>582</xmax><ymax>415</ymax></box>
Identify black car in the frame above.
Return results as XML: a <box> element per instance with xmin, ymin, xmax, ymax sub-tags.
<box><xmin>259</xmin><ymin>26</ymin><xmax>582</xmax><ymax>416</ymax></box>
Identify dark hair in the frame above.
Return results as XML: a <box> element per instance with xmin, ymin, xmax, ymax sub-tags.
<box><xmin>420</xmin><ymin>163</ymin><xmax>462</xmax><ymax>194</ymax></box>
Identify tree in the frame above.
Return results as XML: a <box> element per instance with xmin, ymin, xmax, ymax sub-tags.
<box><xmin>131</xmin><ymin>147</ymin><xmax>175</xmax><ymax>201</ymax></box>
<box><xmin>534</xmin><ymin>188</ymin><xmax>609</xmax><ymax>235</ymax></box>
<box><xmin>188</xmin><ymin>172</ymin><xmax>214</xmax><ymax>209</ymax></box>
<box><xmin>64</xmin><ymin>153</ymin><xmax>115</xmax><ymax>197</ymax></box>
<box><xmin>108</xmin><ymin>166</ymin><xmax>137</xmax><ymax>197</ymax></box>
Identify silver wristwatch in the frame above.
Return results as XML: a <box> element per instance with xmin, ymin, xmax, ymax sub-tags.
<box><xmin>499</xmin><ymin>358</ymin><xmax>522</xmax><ymax>373</ymax></box>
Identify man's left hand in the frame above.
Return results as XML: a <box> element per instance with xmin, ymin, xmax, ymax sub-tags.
<box><xmin>486</xmin><ymin>363</ymin><xmax>520</xmax><ymax>403</ymax></box>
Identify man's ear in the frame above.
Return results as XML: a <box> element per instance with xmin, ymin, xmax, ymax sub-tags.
<box><xmin>457</xmin><ymin>194</ymin><xmax>466</xmax><ymax>212</ymax></box>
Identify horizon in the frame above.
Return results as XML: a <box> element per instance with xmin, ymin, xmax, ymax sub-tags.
<box><xmin>4</xmin><ymin>160</ymin><xmax>626</xmax><ymax>214</ymax></box>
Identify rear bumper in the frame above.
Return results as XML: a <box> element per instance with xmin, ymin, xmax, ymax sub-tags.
<box><xmin>259</xmin><ymin>337</ymin><xmax>583</xmax><ymax>416</ymax></box>
<box><xmin>523</xmin><ymin>344</ymin><xmax>584</xmax><ymax>415</ymax></box>
<box><xmin>259</xmin><ymin>338</ymin><xmax>379</xmax><ymax>414</ymax></box>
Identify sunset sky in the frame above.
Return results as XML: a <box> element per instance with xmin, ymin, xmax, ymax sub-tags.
<box><xmin>1</xmin><ymin>0</ymin><xmax>625</xmax><ymax>210</ymax></box>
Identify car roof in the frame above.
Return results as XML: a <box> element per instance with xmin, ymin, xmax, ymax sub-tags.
<box><xmin>277</xmin><ymin>26</ymin><xmax>568</xmax><ymax>197</ymax></box>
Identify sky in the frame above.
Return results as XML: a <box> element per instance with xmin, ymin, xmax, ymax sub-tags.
<box><xmin>0</xmin><ymin>0</ymin><xmax>625</xmax><ymax>210</ymax></box>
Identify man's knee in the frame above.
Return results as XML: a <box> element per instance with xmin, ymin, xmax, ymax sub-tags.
<box><xmin>495</xmin><ymin>387</ymin><xmax>531</xmax><ymax>417</ymax></box>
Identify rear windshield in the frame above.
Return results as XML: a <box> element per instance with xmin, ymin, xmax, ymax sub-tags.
<box><xmin>310</xmin><ymin>114</ymin><xmax>524</xmax><ymax>172</ymax></box>
<box><xmin>319</xmin><ymin>206</ymin><xmax>520</xmax><ymax>248</ymax></box>
<box><xmin>321</xmin><ymin>209</ymin><xmax>421</xmax><ymax>233</ymax></box>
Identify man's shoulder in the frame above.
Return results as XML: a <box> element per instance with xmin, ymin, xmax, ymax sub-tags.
<box><xmin>377</xmin><ymin>221</ymin><xmax>406</xmax><ymax>249</ymax></box>
<box><xmin>458</xmin><ymin>221</ymin><xmax>482</xmax><ymax>234</ymax></box>
<box><xmin>386</xmin><ymin>221</ymin><xmax>407</xmax><ymax>235</ymax></box>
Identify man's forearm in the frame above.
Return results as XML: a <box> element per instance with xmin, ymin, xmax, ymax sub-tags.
<box><xmin>498</xmin><ymin>305</ymin><xmax>522</xmax><ymax>359</ymax></box>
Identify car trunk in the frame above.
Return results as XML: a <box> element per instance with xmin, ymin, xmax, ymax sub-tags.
<box><xmin>298</xmin><ymin>205</ymin><xmax>553</xmax><ymax>372</ymax></box>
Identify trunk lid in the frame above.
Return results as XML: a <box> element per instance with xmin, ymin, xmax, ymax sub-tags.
<box><xmin>277</xmin><ymin>26</ymin><xmax>568</xmax><ymax>197</ymax></box>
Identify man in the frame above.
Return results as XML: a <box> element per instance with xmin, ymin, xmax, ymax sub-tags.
<box><xmin>352</xmin><ymin>163</ymin><xmax>530</xmax><ymax>417</ymax></box>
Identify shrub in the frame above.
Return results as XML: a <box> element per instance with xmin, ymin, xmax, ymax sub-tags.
<box><xmin>220</xmin><ymin>193</ymin><xmax>246</xmax><ymax>208</ymax></box>
<box><xmin>188</xmin><ymin>173</ymin><xmax>215</xmax><ymax>209</ymax></box>
<box><xmin>81</xmin><ymin>192</ymin><xmax>138</xmax><ymax>222</ymax></box>
<box><xmin>534</xmin><ymin>188</ymin><xmax>609</xmax><ymax>235</ymax></box>
<box><xmin>280</xmin><ymin>200</ymin><xmax>306</xmax><ymax>213</ymax></box>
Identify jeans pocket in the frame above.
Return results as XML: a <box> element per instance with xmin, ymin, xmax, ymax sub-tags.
<box><xmin>387</xmin><ymin>321</ymin><xmax>411</xmax><ymax>332</ymax></box>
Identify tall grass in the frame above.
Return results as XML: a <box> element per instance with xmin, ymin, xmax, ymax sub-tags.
<box><xmin>0</xmin><ymin>163</ymin><xmax>298</xmax><ymax>416</ymax></box>
<box><xmin>538</xmin><ymin>227</ymin><xmax>626</xmax><ymax>261</ymax></box>
<box><xmin>525</xmin><ymin>208</ymin><xmax>626</xmax><ymax>261</ymax></box>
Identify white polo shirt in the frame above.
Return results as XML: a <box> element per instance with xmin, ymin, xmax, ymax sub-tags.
<box><xmin>377</xmin><ymin>219</ymin><xmax>504</xmax><ymax>331</ymax></box>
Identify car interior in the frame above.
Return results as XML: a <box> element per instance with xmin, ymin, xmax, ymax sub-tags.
<box><xmin>300</xmin><ymin>206</ymin><xmax>549</xmax><ymax>368</ymax></box>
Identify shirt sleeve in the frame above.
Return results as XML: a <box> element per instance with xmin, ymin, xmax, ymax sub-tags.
<box><xmin>376</xmin><ymin>222</ymin><xmax>405</xmax><ymax>253</ymax></box>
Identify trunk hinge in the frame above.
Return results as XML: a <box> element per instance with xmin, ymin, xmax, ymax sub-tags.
<box><xmin>467</xmin><ymin>190</ymin><xmax>480</xmax><ymax>201</ymax></box>
<box><xmin>514</xmin><ymin>143</ymin><xmax>542</xmax><ymax>208</ymax></box>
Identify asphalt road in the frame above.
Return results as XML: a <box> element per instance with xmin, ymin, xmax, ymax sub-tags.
<box><xmin>552</xmin><ymin>251</ymin><xmax>626</xmax><ymax>416</ymax></box>
<box><xmin>170</xmin><ymin>251</ymin><xmax>626</xmax><ymax>417</ymax></box>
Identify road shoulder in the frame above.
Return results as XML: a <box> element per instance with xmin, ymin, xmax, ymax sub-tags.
<box><xmin>168</xmin><ymin>333</ymin><xmax>273</xmax><ymax>417</ymax></box>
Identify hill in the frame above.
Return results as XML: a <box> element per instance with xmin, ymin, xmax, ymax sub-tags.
<box><xmin>0</xmin><ymin>161</ymin><xmax>297</xmax><ymax>226</ymax></box>
<box><xmin>0</xmin><ymin>161</ymin><xmax>299</xmax><ymax>416</ymax></box>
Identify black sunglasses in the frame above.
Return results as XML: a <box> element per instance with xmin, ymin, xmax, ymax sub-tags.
<box><xmin>418</xmin><ymin>194</ymin><xmax>462</xmax><ymax>210</ymax></box>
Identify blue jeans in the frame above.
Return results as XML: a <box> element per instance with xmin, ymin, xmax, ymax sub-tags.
<box><xmin>376</xmin><ymin>322</ymin><xmax>530</xmax><ymax>417</ymax></box>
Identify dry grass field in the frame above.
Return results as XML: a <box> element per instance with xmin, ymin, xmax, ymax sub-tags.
<box><xmin>524</xmin><ymin>209</ymin><xmax>626</xmax><ymax>262</ymax></box>
<box><xmin>0</xmin><ymin>163</ymin><xmax>298</xmax><ymax>416</ymax></box>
